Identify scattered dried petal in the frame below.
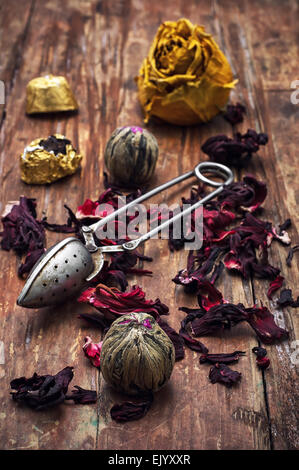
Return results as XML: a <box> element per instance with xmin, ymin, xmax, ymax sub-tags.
<box><xmin>209</xmin><ymin>363</ymin><xmax>241</xmax><ymax>387</ymax></box>
<box><xmin>286</xmin><ymin>245</ymin><xmax>299</xmax><ymax>267</ymax></box>
<box><xmin>110</xmin><ymin>393</ymin><xmax>153</xmax><ymax>422</ymax></box>
<box><xmin>245</xmin><ymin>305</ymin><xmax>289</xmax><ymax>344</ymax></box>
<box><xmin>218</xmin><ymin>175</ymin><xmax>267</xmax><ymax>213</ymax></box>
<box><xmin>157</xmin><ymin>318</ymin><xmax>185</xmax><ymax>361</ymax></box>
<box><xmin>199</xmin><ymin>351</ymin><xmax>245</xmax><ymax>364</ymax></box>
<box><xmin>201</xmin><ymin>129</ymin><xmax>268</xmax><ymax>167</ymax></box>
<box><xmin>83</xmin><ymin>336</ymin><xmax>102</xmax><ymax>368</ymax></box>
<box><xmin>1</xmin><ymin>197</ymin><xmax>46</xmax><ymax>277</ymax></box>
<box><xmin>10</xmin><ymin>366</ymin><xmax>74</xmax><ymax>410</ymax></box>
<box><xmin>267</xmin><ymin>275</ymin><xmax>284</xmax><ymax>299</ymax></box>
<box><xmin>223</xmin><ymin>102</ymin><xmax>246</xmax><ymax>125</ymax></box>
<box><xmin>78</xmin><ymin>284</ymin><xmax>168</xmax><ymax>321</ymax></box>
<box><xmin>179</xmin><ymin>329</ymin><xmax>209</xmax><ymax>354</ymax></box>
<box><xmin>277</xmin><ymin>289</ymin><xmax>299</xmax><ymax>308</ymax></box>
<box><xmin>252</xmin><ymin>346</ymin><xmax>270</xmax><ymax>370</ymax></box>
<box><xmin>65</xmin><ymin>386</ymin><xmax>97</xmax><ymax>404</ymax></box>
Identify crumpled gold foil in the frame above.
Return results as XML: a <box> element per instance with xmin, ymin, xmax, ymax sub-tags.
<box><xmin>26</xmin><ymin>75</ymin><xmax>78</xmax><ymax>114</ymax></box>
<box><xmin>20</xmin><ymin>134</ymin><xmax>82</xmax><ymax>184</ymax></box>
<box><xmin>136</xmin><ymin>18</ymin><xmax>237</xmax><ymax>126</ymax></box>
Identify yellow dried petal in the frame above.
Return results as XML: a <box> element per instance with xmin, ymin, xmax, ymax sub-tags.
<box><xmin>136</xmin><ymin>18</ymin><xmax>237</xmax><ymax>125</ymax></box>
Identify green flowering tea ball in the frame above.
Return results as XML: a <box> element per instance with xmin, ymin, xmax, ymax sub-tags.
<box><xmin>100</xmin><ymin>312</ymin><xmax>175</xmax><ymax>395</ymax></box>
<box><xmin>104</xmin><ymin>126</ymin><xmax>159</xmax><ymax>187</ymax></box>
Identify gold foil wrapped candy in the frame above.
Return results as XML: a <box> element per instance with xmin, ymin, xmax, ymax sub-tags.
<box><xmin>20</xmin><ymin>134</ymin><xmax>82</xmax><ymax>184</ymax></box>
<box><xmin>136</xmin><ymin>18</ymin><xmax>237</xmax><ymax>126</ymax></box>
<box><xmin>100</xmin><ymin>312</ymin><xmax>175</xmax><ymax>395</ymax></box>
<box><xmin>26</xmin><ymin>75</ymin><xmax>78</xmax><ymax>114</ymax></box>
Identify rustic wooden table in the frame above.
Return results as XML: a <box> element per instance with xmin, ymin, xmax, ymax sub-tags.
<box><xmin>0</xmin><ymin>0</ymin><xmax>298</xmax><ymax>450</ymax></box>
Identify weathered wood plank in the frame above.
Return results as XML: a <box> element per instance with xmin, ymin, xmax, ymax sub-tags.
<box><xmin>0</xmin><ymin>0</ymin><xmax>102</xmax><ymax>450</ymax></box>
<box><xmin>241</xmin><ymin>0</ymin><xmax>299</xmax><ymax>449</ymax></box>
<box><xmin>0</xmin><ymin>0</ymin><xmax>34</xmax><ymax>123</ymax></box>
<box><xmin>94</xmin><ymin>0</ymin><xmax>270</xmax><ymax>450</ymax></box>
<box><xmin>0</xmin><ymin>0</ymin><xmax>297</xmax><ymax>450</ymax></box>
<box><xmin>215</xmin><ymin>0</ymin><xmax>299</xmax><ymax>449</ymax></box>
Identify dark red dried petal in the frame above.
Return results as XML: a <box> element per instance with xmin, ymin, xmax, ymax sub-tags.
<box><xmin>199</xmin><ymin>351</ymin><xmax>246</xmax><ymax>364</ymax></box>
<box><xmin>267</xmin><ymin>275</ymin><xmax>284</xmax><ymax>299</ymax></box>
<box><xmin>252</xmin><ymin>347</ymin><xmax>270</xmax><ymax>370</ymax></box>
<box><xmin>179</xmin><ymin>328</ymin><xmax>209</xmax><ymax>354</ymax></box>
<box><xmin>83</xmin><ymin>336</ymin><xmax>102</xmax><ymax>368</ymax></box>
<box><xmin>245</xmin><ymin>305</ymin><xmax>289</xmax><ymax>344</ymax></box>
<box><xmin>173</xmin><ymin>273</ymin><xmax>223</xmax><ymax>309</ymax></box>
<box><xmin>223</xmin><ymin>102</ymin><xmax>246</xmax><ymax>125</ymax></box>
<box><xmin>1</xmin><ymin>197</ymin><xmax>46</xmax><ymax>277</ymax></box>
<box><xmin>286</xmin><ymin>245</ymin><xmax>299</xmax><ymax>267</ymax></box>
<box><xmin>223</xmin><ymin>215</ymin><xmax>281</xmax><ymax>280</ymax></box>
<box><xmin>201</xmin><ymin>129</ymin><xmax>268</xmax><ymax>167</ymax></box>
<box><xmin>184</xmin><ymin>303</ymin><xmax>247</xmax><ymax>337</ymax></box>
<box><xmin>218</xmin><ymin>175</ymin><xmax>267</xmax><ymax>213</ymax></box>
<box><xmin>277</xmin><ymin>289</ymin><xmax>299</xmax><ymax>308</ymax></box>
<box><xmin>17</xmin><ymin>247</ymin><xmax>45</xmax><ymax>278</ymax></box>
<box><xmin>209</xmin><ymin>363</ymin><xmax>242</xmax><ymax>387</ymax></box>
<box><xmin>10</xmin><ymin>366</ymin><xmax>74</xmax><ymax>410</ymax></box>
<box><xmin>110</xmin><ymin>393</ymin><xmax>153</xmax><ymax>422</ymax></box>
<box><xmin>78</xmin><ymin>284</ymin><xmax>168</xmax><ymax>321</ymax></box>
<box><xmin>256</xmin><ymin>356</ymin><xmax>270</xmax><ymax>369</ymax></box>
<box><xmin>157</xmin><ymin>319</ymin><xmax>185</xmax><ymax>361</ymax></box>
<box><xmin>65</xmin><ymin>386</ymin><xmax>97</xmax><ymax>404</ymax></box>
<box><xmin>42</xmin><ymin>204</ymin><xmax>81</xmax><ymax>234</ymax></box>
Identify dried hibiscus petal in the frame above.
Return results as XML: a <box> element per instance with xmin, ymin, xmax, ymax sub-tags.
<box><xmin>245</xmin><ymin>305</ymin><xmax>289</xmax><ymax>344</ymax></box>
<box><xmin>83</xmin><ymin>336</ymin><xmax>102</xmax><ymax>368</ymax></box>
<box><xmin>277</xmin><ymin>289</ymin><xmax>299</xmax><ymax>308</ymax></box>
<box><xmin>209</xmin><ymin>363</ymin><xmax>241</xmax><ymax>387</ymax></box>
<box><xmin>199</xmin><ymin>351</ymin><xmax>245</xmax><ymax>364</ymax></box>
<box><xmin>10</xmin><ymin>366</ymin><xmax>74</xmax><ymax>410</ymax></box>
<box><xmin>218</xmin><ymin>175</ymin><xmax>267</xmax><ymax>213</ymax></box>
<box><xmin>201</xmin><ymin>129</ymin><xmax>268</xmax><ymax>167</ymax></box>
<box><xmin>78</xmin><ymin>284</ymin><xmax>168</xmax><ymax>321</ymax></box>
<box><xmin>181</xmin><ymin>303</ymin><xmax>247</xmax><ymax>337</ymax></box>
<box><xmin>1</xmin><ymin>197</ymin><xmax>46</xmax><ymax>277</ymax></box>
<box><xmin>286</xmin><ymin>245</ymin><xmax>299</xmax><ymax>267</ymax></box>
<box><xmin>224</xmin><ymin>214</ymin><xmax>281</xmax><ymax>280</ymax></box>
<box><xmin>110</xmin><ymin>393</ymin><xmax>153</xmax><ymax>422</ymax></box>
<box><xmin>65</xmin><ymin>386</ymin><xmax>97</xmax><ymax>404</ymax></box>
<box><xmin>252</xmin><ymin>347</ymin><xmax>270</xmax><ymax>370</ymax></box>
<box><xmin>42</xmin><ymin>204</ymin><xmax>81</xmax><ymax>234</ymax></box>
<box><xmin>267</xmin><ymin>275</ymin><xmax>284</xmax><ymax>299</ymax></box>
<box><xmin>157</xmin><ymin>318</ymin><xmax>185</xmax><ymax>361</ymax></box>
<box><xmin>223</xmin><ymin>102</ymin><xmax>246</xmax><ymax>125</ymax></box>
<box><xmin>179</xmin><ymin>329</ymin><xmax>208</xmax><ymax>354</ymax></box>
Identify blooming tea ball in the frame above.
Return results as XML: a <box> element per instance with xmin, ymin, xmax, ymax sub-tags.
<box><xmin>104</xmin><ymin>126</ymin><xmax>159</xmax><ymax>187</ymax></box>
<box><xmin>100</xmin><ymin>312</ymin><xmax>175</xmax><ymax>395</ymax></box>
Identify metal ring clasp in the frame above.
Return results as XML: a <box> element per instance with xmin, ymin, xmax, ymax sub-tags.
<box><xmin>194</xmin><ymin>162</ymin><xmax>234</xmax><ymax>187</ymax></box>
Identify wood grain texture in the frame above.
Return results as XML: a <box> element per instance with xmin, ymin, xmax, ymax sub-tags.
<box><xmin>0</xmin><ymin>0</ymin><xmax>298</xmax><ymax>450</ymax></box>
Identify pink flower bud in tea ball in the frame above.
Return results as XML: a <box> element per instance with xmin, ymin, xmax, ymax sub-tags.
<box><xmin>100</xmin><ymin>312</ymin><xmax>175</xmax><ymax>395</ymax></box>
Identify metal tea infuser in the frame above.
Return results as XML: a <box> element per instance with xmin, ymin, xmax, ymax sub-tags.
<box><xmin>17</xmin><ymin>162</ymin><xmax>233</xmax><ymax>308</ymax></box>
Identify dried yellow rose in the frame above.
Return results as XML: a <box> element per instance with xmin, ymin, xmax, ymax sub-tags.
<box><xmin>136</xmin><ymin>18</ymin><xmax>237</xmax><ymax>126</ymax></box>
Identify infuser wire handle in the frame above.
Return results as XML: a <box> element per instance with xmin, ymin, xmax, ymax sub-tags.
<box><xmin>95</xmin><ymin>162</ymin><xmax>233</xmax><ymax>253</ymax></box>
<box><xmin>83</xmin><ymin>162</ymin><xmax>233</xmax><ymax>238</ymax></box>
